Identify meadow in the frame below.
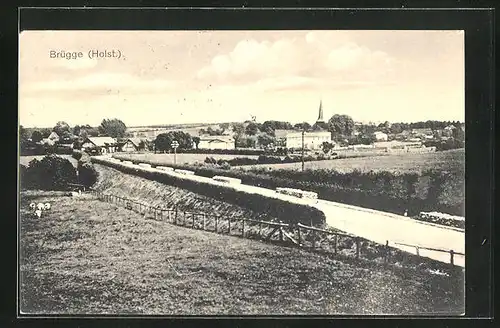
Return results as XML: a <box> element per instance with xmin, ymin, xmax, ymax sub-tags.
<box><xmin>116</xmin><ymin>152</ymin><xmax>259</xmax><ymax>166</ymax></box>
<box><xmin>19</xmin><ymin>190</ymin><xmax>464</xmax><ymax>315</ymax></box>
<box><xmin>238</xmin><ymin>149</ymin><xmax>465</xmax><ymax>174</ymax></box>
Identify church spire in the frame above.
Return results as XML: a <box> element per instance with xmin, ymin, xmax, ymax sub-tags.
<box><xmin>316</xmin><ymin>100</ymin><xmax>325</xmax><ymax>123</ymax></box>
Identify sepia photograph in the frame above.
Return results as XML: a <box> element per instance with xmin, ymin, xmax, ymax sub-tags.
<box><xmin>18</xmin><ymin>29</ymin><xmax>465</xmax><ymax>316</ymax></box>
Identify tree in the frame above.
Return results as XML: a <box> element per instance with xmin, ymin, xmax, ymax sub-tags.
<box><xmin>154</xmin><ymin>133</ymin><xmax>173</xmax><ymax>152</ymax></box>
<box><xmin>53</xmin><ymin>121</ymin><xmax>71</xmax><ymax>137</ymax></box>
<box><xmin>327</xmin><ymin>114</ymin><xmax>355</xmax><ymax>137</ymax></box>
<box><xmin>31</xmin><ymin>130</ymin><xmax>43</xmax><ymax>143</ymax></box>
<box><xmin>245</xmin><ymin>122</ymin><xmax>259</xmax><ymax>136</ymax></box>
<box><xmin>20</xmin><ymin>125</ymin><xmax>29</xmax><ymax>143</ymax></box>
<box><xmin>25</xmin><ymin>155</ymin><xmax>78</xmax><ymax>190</ymax></box>
<box><xmin>261</xmin><ymin>121</ymin><xmax>293</xmax><ymax>136</ymax></box>
<box><xmin>321</xmin><ymin>141</ymin><xmax>334</xmax><ymax>154</ymax></box>
<box><xmin>154</xmin><ymin>131</ymin><xmax>192</xmax><ymax>152</ymax></box>
<box><xmin>192</xmin><ymin>136</ymin><xmax>200</xmax><ymax>149</ymax></box>
<box><xmin>73</xmin><ymin>125</ymin><xmax>81</xmax><ymax>136</ymax></box>
<box><xmin>98</xmin><ymin>119</ymin><xmax>127</xmax><ymax>138</ymax></box>
<box><xmin>390</xmin><ymin>123</ymin><xmax>403</xmax><ymax>134</ymax></box>
<box><xmin>257</xmin><ymin>134</ymin><xmax>275</xmax><ymax>148</ymax></box>
<box><xmin>453</xmin><ymin>125</ymin><xmax>465</xmax><ymax>142</ymax></box>
<box><xmin>232</xmin><ymin>123</ymin><xmax>245</xmax><ymax>148</ymax></box>
<box><xmin>294</xmin><ymin>122</ymin><xmax>311</xmax><ymax>131</ymax></box>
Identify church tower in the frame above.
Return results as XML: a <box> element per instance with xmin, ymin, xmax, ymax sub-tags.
<box><xmin>316</xmin><ymin>100</ymin><xmax>325</xmax><ymax>124</ymax></box>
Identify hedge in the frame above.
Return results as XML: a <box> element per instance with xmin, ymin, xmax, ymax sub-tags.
<box><xmin>93</xmin><ymin>157</ymin><xmax>326</xmax><ymax>226</ymax></box>
<box><xmin>111</xmin><ymin>153</ymin><xmax>463</xmax><ymax>217</ymax></box>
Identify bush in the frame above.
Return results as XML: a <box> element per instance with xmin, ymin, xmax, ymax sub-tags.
<box><xmin>24</xmin><ymin>155</ymin><xmax>78</xmax><ymax>190</ymax></box>
<box><xmin>72</xmin><ymin>150</ymin><xmax>83</xmax><ymax>161</ymax></box>
<box><xmin>78</xmin><ymin>162</ymin><xmax>98</xmax><ymax>187</ymax></box>
<box><xmin>204</xmin><ymin>157</ymin><xmax>217</xmax><ymax>164</ymax></box>
<box><xmin>77</xmin><ymin>151</ymin><xmax>98</xmax><ymax>188</ymax></box>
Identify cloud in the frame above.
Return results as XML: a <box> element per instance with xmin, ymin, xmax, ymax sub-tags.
<box><xmin>196</xmin><ymin>31</ymin><xmax>396</xmax><ymax>90</ymax></box>
<box><xmin>21</xmin><ymin>72</ymin><xmax>177</xmax><ymax>96</ymax></box>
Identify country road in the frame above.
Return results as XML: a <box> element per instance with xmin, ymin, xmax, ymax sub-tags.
<box><xmin>95</xmin><ymin>156</ymin><xmax>465</xmax><ymax>267</ymax></box>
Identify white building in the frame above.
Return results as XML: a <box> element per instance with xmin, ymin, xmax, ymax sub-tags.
<box><xmin>285</xmin><ymin>131</ymin><xmax>331</xmax><ymax>150</ymax></box>
<box><xmin>82</xmin><ymin>137</ymin><xmax>118</xmax><ymax>154</ymax></box>
<box><xmin>373</xmin><ymin>131</ymin><xmax>388</xmax><ymax>141</ymax></box>
<box><xmin>198</xmin><ymin>135</ymin><xmax>235</xmax><ymax>150</ymax></box>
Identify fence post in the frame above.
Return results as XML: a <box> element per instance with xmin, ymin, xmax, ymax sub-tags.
<box><xmin>334</xmin><ymin>234</ymin><xmax>338</xmax><ymax>254</ymax></box>
<box><xmin>215</xmin><ymin>215</ymin><xmax>218</xmax><ymax>233</ymax></box>
<box><xmin>160</xmin><ymin>209</ymin><xmax>163</xmax><ymax>221</ymax></box>
<box><xmin>175</xmin><ymin>207</ymin><xmax>178</xmax><ymax>225</ymax></box>
<box><xmin>202</xmin><ymin>214</ymin><xmax>206</xmax><ymax>230</ymax></box>
<box><xmin>356</xmin><ymin>238</ymin><xmax>360</xmax><ymax>259</ymax></box>
<box><xmin>279</xmin><ymin>221</ymin><xmax>283</xmax><ymax>242</ymax></box>
<box><xmin>416</xmin><ymin>246</ymin><xmax>420</xmax><ymax>256</ymax></box>
<box><xmin>242</xmin><ymin>219</ymin><xmax>245</xmax><ymax>237</ymax></box>
<box><xmin>384</xmin><ymin>240</ymin><xmax>389</xmax><ymax>263</ymax></box>
<box><xmin>192</xmin><ymin>213</ymin><xmax>195</xmax><ymax>229</ymax></box>
<box><xmin>183</xmin><ymin>211</ymin><xmax>186</xmax><ymax>226</ymax></box>
<box><xmin>259</xmin><ymin>222</ymin><xmax>263</xmax><ymax>237</ymax></box>
<box><xmin>312</xmin><ymin>230</ymin><xmax>316</xmax><ymax>249</ymax></box>
<box><xmin>450</xmin><ymin>250</ymin><xmax>454</xmax><ymax>265</ymax></box>
<box><xmin>228</xmin><ymin>217</ymin><xmax>231</xmax><ymax>234</ymax></box>
<box><xmin>297</xmin><ymin>225</ymin><xmax>302</xmax><ymax>246</ymax></box>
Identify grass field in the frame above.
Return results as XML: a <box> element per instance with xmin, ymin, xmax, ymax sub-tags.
<box><xmin>20</xmin><ymin>155</ymin><xmax>78</xmax><ymax>168</ymax></box>
<box><xmin>20</xmin><ymin>190</ymin><xmax>464</xmax><ymax>315</ymax></box>
<box><xmin>115</xmin><ymin>153</ymin><xmax>259</xmax><ymax>166</ymax></box>
<box><xmin>238</xmin><ymin>149</ymin><xmax>465</xmax><ymax>174</ymax></box>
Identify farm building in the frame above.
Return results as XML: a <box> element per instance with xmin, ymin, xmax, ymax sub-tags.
<box><xmin>82</xmin><ymin>137</ymin><xmax>118</xmax><ymax>154</ymax></box>
<box><xmin>198</xmin><ymin>135</ymin><xmax>235</xmax><ymax>150</ymax></box>
<box><xmin>373</xmin><ymin>131</ymin><xmax>388</xmax><ymax>141</ymax></box>
<box><xmin>411</xmin><ymin>128</ymin><xmax>433</xmax><ymax>137</ymax></box>
<box><xmin>120</xmin><ymin>138</ymin><xmax>149</xmax><ymax>152</ymax></box>
<box><xmin>374</xmin><ymin>140</ymin><xmax>422</xmax><ymax>149</ymax></box>
<box><xmin>285</xmin><ymin>131</ymin><xmax>331</xmax><ymax>150</ymax></box>
<box><xmin>47</xmin><ymin>131</ymin><xmax>60</xmax><ymax>143</ymax></box>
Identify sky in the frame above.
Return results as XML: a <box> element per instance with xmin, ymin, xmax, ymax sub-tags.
<box><xmin>19</xmin><ymin>30</ymin><xmax>464</xmax><ymax>128</ymax></box>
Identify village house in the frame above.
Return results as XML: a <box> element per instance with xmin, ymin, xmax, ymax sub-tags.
<box><xmin>373</xmin><ymin>131</ymin><xmax>388</xmax><ymax>141</ymax></box>
<box><xmin>120</xmin><ymin>138</ymin><xmax>149</xmax><ymax>152</ymax></box>
<box><xmin>47</xmin><ymin>131</ymin><xmax>60</xmax><ymax>143</ymax></box>
<box><xmin>274</xmin><ymin>129</ymin><xmax>296</xmax><ymax>147</ymax></box>
<box><xmin>198</xmin><ymin>135</ymin><xmax>235</xmax><ymax>150</ymax></box>
<box><xmin>411</xmin><ymin>128</ymin><xmax>433</xmax><ymax>138</ymax></box>
<box><xmin>81</xmin><ymin>136</ymin><xmax>118</xmax><ymax>154</ymax></box>
<box><xmin>285</xmin><ymin>131</ymin><xmax>332</xmax><ymax>150</ymax></box>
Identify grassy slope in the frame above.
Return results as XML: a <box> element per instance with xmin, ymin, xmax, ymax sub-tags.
<box><xmin>20</xmin><ymin>191</ymin><xmax>464</xmax><ymax>315</ymax></box>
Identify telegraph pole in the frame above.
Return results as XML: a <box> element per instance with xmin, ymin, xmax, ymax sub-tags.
<box><xmin>301</xmin><ymin>125</ymin><xmax>305</xmax><ymax>172</ymax></box>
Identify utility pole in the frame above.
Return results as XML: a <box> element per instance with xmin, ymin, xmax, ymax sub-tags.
<box><xmin>301</xmin><ymin>125</ymin><xmax>305</xmax><ymax>172</ymax></box>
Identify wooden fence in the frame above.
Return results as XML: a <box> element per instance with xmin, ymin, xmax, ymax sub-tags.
<box><xmin>89</xmin><ymin>190</ymin><xmax>463</xmax><ymax>270</ymax></box>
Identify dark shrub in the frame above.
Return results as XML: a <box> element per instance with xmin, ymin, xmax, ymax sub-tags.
<box><xmin>78</xmin><ymin>162</ymin><xmax>98</xmax><ymax>188</ymax></box>
<box><xmin>72</xmin><ymin>150</ymin><xmax>83</xmax><ymax>161</ymax></box>
<box><xmin>204</xmin><ymin>156</ymin><xmax>217</xmax><ymax>164</ymax></box>
<box><xmin>25</xmin><ymin>155</ymin><xmax>78</xmax><ymax>190</ymax></box>
<box><xmin>19</xmin><ymin>164</ymin><xmax>29</xmax><ymax>190</ymax></box>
